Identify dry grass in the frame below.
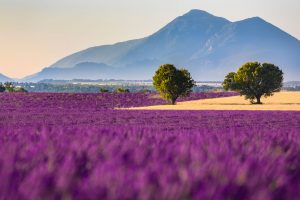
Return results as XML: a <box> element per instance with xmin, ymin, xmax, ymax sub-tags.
<box><xmin>128</xmin><ymin>92</ymin><xmax>300</xmax><ymax>111</ymax></box>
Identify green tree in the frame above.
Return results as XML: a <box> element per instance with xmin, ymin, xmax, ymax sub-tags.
<box><xmin>4</xmin><ymin>82</ymin><xmax>15</xmax><ymax>92</ymax></box>
<box><xmin>100</xmin><ymin>88</ymin><xmax>109</xmax><ymax>93</ymax></box>
<box><xmin>139</xmin><ymin>89</ymin><xmax>152</xmax><ymax>93</ymax></box>
<box><xmin>14</xmin><ymin>87</ymin><xmax>28</xmax><ymax>92</ymax></box>
<box><xmin>222</xmin><ymin>72</ymin><xmax>237</xmax><ymax>91</ymax></box>
<box><xmin>116</xmin><ymin>88</ymin><xmax>130</xmax><ymax>93</ymax></box>
<box><xmin>153</xmin><ymin>64</ymin><xmax>195</xmax><ymax>105</ymax></box>
<box><xmin>0</xmin><ymin>83</ymin><xmax>5</xmax><ymax>92</ymax></box>
<box><xmin>223</xmin><ymin>62</ymin><xmax>283</xmax><ymax>104</ymax></box>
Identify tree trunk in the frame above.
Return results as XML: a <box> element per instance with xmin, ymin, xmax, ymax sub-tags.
<box><xmin>171</xmin><ymin>98</ymin><xmax>177</xmax><ymax>105</ymax></box>
<box><xmin>256</xmin><ymin>96</ymin><xmax>262</xmax><ymax>104</ymax></box>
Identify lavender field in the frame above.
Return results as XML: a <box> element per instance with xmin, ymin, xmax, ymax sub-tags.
<box><xmin>0</xmin><ymin>92</ymin><xmax>300</xmax><ymax>200</ymax></box>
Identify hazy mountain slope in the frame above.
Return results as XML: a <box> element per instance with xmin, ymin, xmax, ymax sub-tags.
<box><xmin>23</xmin><ymin>62</ymin><xmax>119</xmax><ymax>82</ymax></box>
<box><xmin>116</xmin><ymin>10</ymin><xmax>230</xmax><ymax>65</ymax></box>
<box><xmin>186</xmin><ymin>17</ymin><xmax>300</xmax><ymax>80</ymax></box>
<box><xmin>0</xmin><ymin>73</ymin><xmax>13</xmax><ymax>82</ymax></box>
<box><xmin>24</xmin><ymin>9</ymin><xmax>300</xmax><ymax>82</ymax></box>
<box><xmin>49</xmin><ymin>39</ymin><xmax>145</xmax><ymax>69</ymax></box>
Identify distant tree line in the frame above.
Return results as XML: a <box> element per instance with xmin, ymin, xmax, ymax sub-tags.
<box><xmin>284</xmin><ymin>86</ymin><xmax>300</xmax><ymax>91</ymax></box>
<box><xmin>0</xmin><ymin>82</ymin><xmax>27</xmax><ymax>93</ymax></box>
<box><xmin>100</xmin><ymin>87</ymin><xmax>130</xmax><ymax>93</ymax></box>
<box><xmin>16</xmin><ymin>83</ymin><xmax>154</xmax><ymax>93</ymax></box>
<box><xmin>13</xmin><ymin>82</ymin><xmax>222</xmax><ymax>93</ymax></box>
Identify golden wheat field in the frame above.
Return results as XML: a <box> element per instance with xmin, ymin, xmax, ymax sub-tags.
<box><xmin>129</xmin><ymin>92</ymin><xmax>300</xmax><ymax>111</ymax></box>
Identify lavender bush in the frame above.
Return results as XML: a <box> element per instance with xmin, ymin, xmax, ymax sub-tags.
<box><xmin>0</xmin><ymin>92</ymin><xmax>299</xmax><ymax>200</ymax></box>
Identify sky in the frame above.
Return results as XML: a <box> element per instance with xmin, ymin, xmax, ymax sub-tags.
<box><xmin>0</xmin><ymin>0</ymin><xmax>299</xmax><ymax>78</ymax></box>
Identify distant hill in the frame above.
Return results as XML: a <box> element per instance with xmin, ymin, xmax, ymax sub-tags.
<box><xmin>0</xmin><ymin>73</ymin><xmax>13</xmax><ymax>82</ymax></box>
<box><xmin>25</xmin><ymin>62</ymin><xmax>116</xmax><ymax>81</ymax></box>
<box><xmin>23</xmin><ymin>9</ymin><xmax>300</xmax><ymax>82</ymax></box>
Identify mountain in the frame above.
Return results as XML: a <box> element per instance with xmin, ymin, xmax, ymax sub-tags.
<box><xmin>23</xmin><ymin>9</ymin><xmax>300</xmax><ymax>82</ymax></box>
<box><xmin>0</xmin><ymin>73</ymin><xmax>13</xmax><ymax>82</ymax></box>
<box><xmin>23</xmin><ymin>62</ymin><xmax>118</xmax><ymax>82</ymax></box>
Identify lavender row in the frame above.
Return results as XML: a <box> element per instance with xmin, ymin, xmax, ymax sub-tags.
<box><xmin>0</xmin><ymin>92</ymin><xmax>236</xmax><ymax>111</ymax></box>
<box><xmin>1</xmin><ymin>110</ymin><xmax>300</xmax><ymax>199</ymax></box>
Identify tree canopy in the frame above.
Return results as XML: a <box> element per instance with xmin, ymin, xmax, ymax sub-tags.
<box><xmin>4</xmin><ymin>82</ymin><xmax>15</xmax><ymax>92</ymax></box>
<box><xmin>116</xmin><ymin>88</ymin><xmax>130</xmax><ymax>93</ymax></box>
<box><xmin>0</xmin><ymin>83</ymin><xmax>5</xmax><ymax>92</ymax></box>
<box><xmin>14</xmin><ymin>87</ymin><xmax>28</xmax><ymax>93</ymax></box>
<box><xmin>153</xmin><ymin>64</ymin><xmax>195</xmax><ymax>105</ymax></box>
<box><xmin>223</xmin><ymin>62</ymin><xmax>283</xmax><ymax>104</ymax></box>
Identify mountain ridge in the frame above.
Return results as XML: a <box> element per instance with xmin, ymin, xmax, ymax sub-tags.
<box><xmin>0</xmin><ymin>73</ymin><xmax>13</xmax><ymax>82</ymax></box>
<box><xmin>23</xmin><ymin>9</ymin><xmax>300</xmax><ymax>82</ymax></box>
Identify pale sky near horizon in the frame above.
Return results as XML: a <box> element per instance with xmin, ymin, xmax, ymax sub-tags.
<box><xmin>0</xmin><ymin>0</ymin><xmax>299</xmax><ymax>78</ymax></box>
